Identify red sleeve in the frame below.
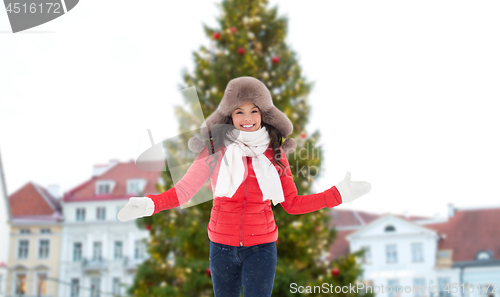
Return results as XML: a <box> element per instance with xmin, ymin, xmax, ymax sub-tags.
<box><xmin>146</xmin><ymin>146</ymin><xmax>211</xmax><ymax>214</ymax></box>
<box><xmin>278</xmin><ymin>148</ymin><xmax>342</xmax><ymax>215</ymax></box>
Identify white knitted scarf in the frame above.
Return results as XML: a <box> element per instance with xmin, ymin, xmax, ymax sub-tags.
<box><xmin>213</xmin><ymin>126</ymin><xmax>285</xmax><ymax>206</ymax></box>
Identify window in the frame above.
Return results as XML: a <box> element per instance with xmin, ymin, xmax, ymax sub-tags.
<box><xmin>96</xmin><ymin>207</ymin><xmax>106</xmax><ymax>221</ymax></box>
<box><xmin>479</xmin><ymin>284</ymin><xmax>495</xmax><ymax>297</ymax></box>
<box><xmin>361</xmin><ymin>246</ymin><xmax>372</xmax><ymax>264</ymax></box>
<box><xmin>90</xmin><ymin>277</ymin><xmax>101</xmax><ymax>297</ymax></box>
<box><xmin>386</xmin><ymin>244</ymin><xmax>398</xmax><ymax>264</ymax></box>
<box><xmin>40</xmin><ymin>228</ymin><xmax>51</xmax><ymax>234</ymax></box>
<box><xmin>413</xmin><ymin>278</ymin><xmax>426</xmax><ymax>297</ymax></box>
<box><xmin>38</xmin><ymin>239</ymin><xmax>50</xmax><ymax>259</ymax></box>
<box><xmin>18</xmin><ymin>240</ymin><xmax>29</xmax><ymax>259</ymax></box>
<box><xmin>127</xmin><ymin>179</ymin><xmax>145</xmax><ymax>194</ymax></box>
<box><xmin>385</xmin><ymin>225</ymin><xmax>396</xmax><ymax>232</ymax></box>
<box><xmin>70</xmin><ymin>279</ymin><xmax>80</xmax><ymax>297</ymax></box>
<box><xmin>134</xmin><ymin>240</ymin><xmax>146</xmax><ymax>260</ymax></box>
<box><xmin>19</xmin><ymin>229</ymin><xmax>31</xmax><ymax>234</ymax></box>
<box><xmin>15</xmin><ymin>273</ymin><xmax>26</xmax><ymax>295</ymax></box>
<box><xmin>412</xmin><ymin>243</ymin><xmax>424</xmax><ymax>262</ymax></box>
<box><xmin>76</xmin><ymin>208</ymin><xmax>86</xmax><ymax>222</ymax></box>
<box><xmin>73</xmin><ymin>242</ymin><xmax>82</xmax><ymax>262</ymax></box>
<box><xmin>96</xmin><ymin>181</ymin><xmax>115</xmax><ymax>195</ymax></box>
<box><xmin>114</xmin><ymin>241</ymin><xmax>123</xmax><ymax>260</ymax></box>
<box><xmin>93</xmin><ymin>242</ymin><xmax>102</xmax><ymax>261</ymax></box>
<box><xmin>387</xmin><ymin>279</ymin><xmax>400</xmax><ymax>297</ymax></box>
<box><xmin>36</xmin><ymin>272</ymin><xmax>48</xmax><ymax>295</ymax></box>
<box><xmin>476</xmin><ymin>250</ymin><xmax>493</xmax><ymax>260</ymax></box>
<box><xmin>112</xmin><ymin>278</ymin><xmax>121</xmax><ymax>296</ymax></box>
<box><xmin>438</xmin><ymin>277</ymin><xmax>451</xmax><ymax>297</ymax></box>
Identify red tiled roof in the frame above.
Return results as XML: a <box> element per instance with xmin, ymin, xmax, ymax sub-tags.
<box><xmin>9</xmin><ymin>182</ymin><xmax>59</xmax><ymax>216</ymax></box>
<box><xmin>327</xmin><ymin>229</ymin><xmax>356</xmax><ymax>261</ymax></box>
<box><xmin>328</xmin><ymin>209</ymin><xmax>381</xmax><ymax>228</ymax></box>
<box><xmin>425</xmin><ymin>208</ymin><xmax>500</xmax><ymax>262</ymax></box>
<box><xmin>64</xmin><ymin>161</ymin><xmax>162</xmax><ymax>202</ymax></box>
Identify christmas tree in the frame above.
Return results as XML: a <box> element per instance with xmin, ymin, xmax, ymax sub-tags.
<box><xmin>128</xmin><ymin>0</ymin><xmax>374</xmax><ymax>296</ymax></box>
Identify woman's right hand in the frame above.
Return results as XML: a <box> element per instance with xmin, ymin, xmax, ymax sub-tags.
<box><xmin>117</xmin><ymin>197</ymin><xmax>155</xmax><ymax>222</ymax></box>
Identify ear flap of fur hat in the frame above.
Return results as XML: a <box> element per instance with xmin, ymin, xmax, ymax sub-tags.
<box><xmin>282</xmin><ymin>138</ymin><xmax>297</xmax><ymax>154</ymax></box>
<box><xmin>188</xmin><ymin>136</ymin><xmax>205</xmax><ymax>153</ymax></box>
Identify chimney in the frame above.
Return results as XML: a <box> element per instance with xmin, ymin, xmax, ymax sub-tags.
<box><xmin>403</xmin><ymin>210</ymin><xmax>410</xmax><ymax>219</ymax></box>
<box><xmin>47</xmin><ymin>184</ymin><xmax>60</xmax><ymax>199</ymax></box>
<box><xmin>93</xmin><ymin>159</ymin><xmax>119</xmax><ymax>177</ymax></box>
<box><xmin>447</xmin><ymin>203</ymin><xmax>455</xmax><ymax>218</ymax></box>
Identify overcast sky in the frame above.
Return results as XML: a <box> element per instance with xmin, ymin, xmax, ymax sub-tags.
<box><xmin>1</xmin><ymin>0</ymin><xmax>499</xmax><ymax>219</ymax></box>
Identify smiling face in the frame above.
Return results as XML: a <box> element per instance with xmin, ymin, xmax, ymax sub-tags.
<box><xmin>231</xmin><ymin>102</ymin><xmax>262</xmax><ymax>132</ymax></box>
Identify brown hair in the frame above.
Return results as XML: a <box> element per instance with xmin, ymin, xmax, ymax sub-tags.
<box><xmin>203</xmin><ymin>114</ymin><xmax>287</xmax><ymax>177</ymax></box>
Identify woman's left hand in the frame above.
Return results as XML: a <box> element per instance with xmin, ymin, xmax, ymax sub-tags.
<box><xmin>335</xmin><ymin>172</ymin><xmax>371</xmax><ymax>203</ymax></box>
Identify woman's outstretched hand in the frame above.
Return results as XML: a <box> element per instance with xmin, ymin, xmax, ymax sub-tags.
<box><xmin>117</xmin><ymin>197</ymin><xmax>155</xmax><ymax>222</ymax></box>
<box><xmin>335</xmin><ymin>172</ymin><xmax>371</xmax><ymax>203</ymax></box>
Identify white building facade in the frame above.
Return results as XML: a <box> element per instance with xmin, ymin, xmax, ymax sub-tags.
<box><xmin>347</xmin><ymin>215</ymin><xmax>460</xmax><ymax>297</ymax></box>
<box><xmin>58</xmin><ymin>161</ymin><xmax>160</xmax><ymax>297</ymax></box>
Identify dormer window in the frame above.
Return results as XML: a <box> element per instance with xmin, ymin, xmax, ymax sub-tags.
<box><xmin>476</xmin><ymin>250</ymin><xmax>493</xmax><ymax>260</ymax></box>
<box><xmin>127</xmin><ymin>179</ymin><xmax>146</xmax><ymax>195</ymax></box>
<box><xmin>95</xmin><ymin>180</ymin><xmax>116</xmax><ymax>195</ymax></box>
<box><xmin>385</xmin><ymin>225</ymin><xmax>396</xmax><ymax>232</ymax></box>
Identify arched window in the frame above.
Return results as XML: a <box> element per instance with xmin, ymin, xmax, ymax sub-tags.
<box><xmin>385</xmin><ymin>225</ymin><xmax>396</xmax><ymax>232</ymax></box>
<box><xmin>476</xmin><ymin>250</ymin><xmax>493</xmax><ymax>260</ymax></box>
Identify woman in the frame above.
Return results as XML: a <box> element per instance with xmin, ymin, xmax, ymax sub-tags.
<box><xmin>118</xmin><ymin>76</ymin><xmax>371</xmax><ymax>297</ymax></box>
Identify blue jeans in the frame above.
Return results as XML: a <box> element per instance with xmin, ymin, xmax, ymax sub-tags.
<box><xmin>209</xmin><ymin>240</ymin><xmax>277</xmax><ymax>297</ymax></box>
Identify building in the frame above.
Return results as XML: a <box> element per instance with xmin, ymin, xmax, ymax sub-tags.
<box><xmin>0</xmin><ymin>149</ymin><xmax>10</xmax><ymax>297</ymax></box>
<box><xmin>328</xmin><ymin>205</ymin><xmax>500</xmax><ymax>297</ymax></box>
<box><xmin>6</xmin><ymin>182</ymin><xmax>63</xmax><ymax>297</ymax></box>
<box><xmin>57</xmin><ymin>160</ymin><xmax>162</xmax><ymax>297</ymax></box>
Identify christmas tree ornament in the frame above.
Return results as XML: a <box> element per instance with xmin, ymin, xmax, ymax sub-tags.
<box><xmin>213</xmin><ymin>32</ymin><xmax>220</xmax><ymax>40</ymax></box>
<box><xmin>254</xmin><ymin>16</ymin><xmax>261</xmax><ymax>23</ymax></box>
<box><xmin>292</xmin><ymin>112</ymin><xmax>298</xmax><ymax>119</ymax></box>
<box><xmin>331</xmin><ymin>268</ymin><xmax>339</xmax><ymax>277</ymax></box>
<box><xmin>301</xmin><ymin>181</ymin><xmax>309</xmax><ymax>188</ymax></box>
<box><xmin>230</xmin><ymin>26</ymin><xmax>237</xmax><ymax>33</ymax></box>
<box><xmin>203</xmin><ymin>69</ymin><xmax>210</xmax><ymax>76</ymax></box>
<box><xmin>145</xmin><ymin>224</ymin><xmax>151</xmax><ymax>230</ymax></box>
<box><xmin>261</xmin><ymin>24</ymin><xmax>267</xmax><ymax>29</ymax></box>
<box><xmin>198</xmin><ymin>80</ymin><xmax>205</xmax><ymax>87</ymax></box>
<box><xmin>242</xmin><ymin>16</ymin><xmax>249</xmax><ymax>25</ymax></box>
<box><xmin>253</xmin><ymin>41</ymin><xmax>262</xmax><ymax>54</ymax></box>
<box><xmin>223</xmin><ymin>49</ymin><xmax>229</xmax><ymax>55</ymax></box>
<box><xmin>300</xmin><ymin>132</ymin><xmax>306</xmax><ymax>139</ymax></box>
<box><xmin>247</xmin><ymin>32</ymin><xmax>255</xmax><ymax>39</ymax></box>
<box><xmin>210</xmin><ymin>86</ymin><xmax>218</xmax><ymax>94</ymax></box>
<box><xmin>206</xmin><ymin>267</ymin><xmax>211</xmax><ymax>277</ymax></box>
<box><xmin>272</xmin><ymin>56</ymin><xmax>280</xmax><ymax>64</ymax></box>
<box><xmin>262</xmin><ymin>71</ymin><xmax>269</xmax><ymax>79</ymax></box>
<box><xmin>238</xmin><ymin>47</ymin><xmax>245</xmax><ymax>55</ymax></box>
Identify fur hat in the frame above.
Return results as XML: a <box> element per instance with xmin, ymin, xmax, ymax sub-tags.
<box><xmin>188</xmin><ymin>76</ymin><xmax>297</xmax><ymax>154</ymax></box>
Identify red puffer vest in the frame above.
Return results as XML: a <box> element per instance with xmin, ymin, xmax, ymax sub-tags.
<box><xmin>146</xmin><ymin>144</ymin><xmax>342</xmax><ymax>247</ymax></box>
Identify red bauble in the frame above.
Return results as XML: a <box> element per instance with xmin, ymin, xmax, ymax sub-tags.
<box><xmin>145</xmin><ymin>224</ymin><xmax>151</xmax><ymax>231</ymax></box>
<box><xmin>238</xmin><ymin>47</ymin><xmax>245</xmax><ymax>55</ymax></box>
<box><xmin>230</xmin><ymin>26</ymin><xmax>237</xmax><ymax>33</ymax></box>
<box><xmin>146</xmin><ymin>281</ymin><xmax>152</xmax><ymax>287</ymax></box>
<box><xmin>213</xmin><ymin>32</ymin><xmax>221</xmax><ymax>40</ymax></box>
<box><xmin>331</xmin><ymin>268</ymin><xmax>339</xmax><ymax>277</ymax></box>
<box><xmin>272</xmin><ymin>56</ymin><xmax>280</xmax><ymax>64</ymax></box>
<box><xmin>300</xmin><ymin>132</ymin><xmax>306</xmax><ymax>139</ymax></box>
<box><xmin>206</xmin><ymin>267</ymin><xmax>211</xmax><ymax>277</ymax></box>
